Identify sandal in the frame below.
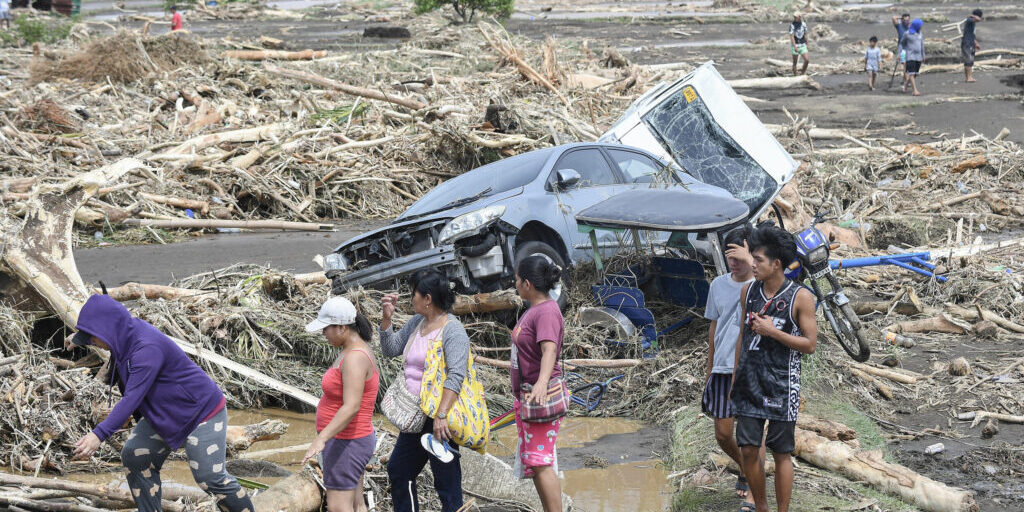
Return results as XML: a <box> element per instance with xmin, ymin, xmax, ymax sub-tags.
<box><xmin>738</xmin><ymin>502</ymin><xmax>756</xmax><ymax>512</ymax></box>
<box><xmin>735</xmin><ymin>475</ymin><xmax>750</xmax><ymax>498</ymax></box>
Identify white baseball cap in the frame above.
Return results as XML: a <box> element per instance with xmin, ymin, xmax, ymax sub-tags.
<box><xmin>305</xmin><ymin>296</ymin><xmax>357</xmax><ymax>332</ymax></box>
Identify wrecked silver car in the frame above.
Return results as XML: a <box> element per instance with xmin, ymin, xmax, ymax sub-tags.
<box><xmin>324</xmin><ymin>62</ymin><xmax>797</xmax><ymax>301</ymax></box>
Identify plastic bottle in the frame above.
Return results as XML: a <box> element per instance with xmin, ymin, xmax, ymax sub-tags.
<box><xmin>956</xmin><ymin>181</ymin><xmax>970</xmax><ymax>195</ymax></box>
<box><xmin>883</xmin><ymin>331</ymin><xmax>916</xmax><ymax>348</ymax></box>
<box><xmin>876</xmin><ymin>178</ymin><xmax>894</xmax><ymax>187</ymax></box>
<box><xmin>925</xmin><ymin>443</ymin><xmax>945</xmax><ymax>455</ymax></box>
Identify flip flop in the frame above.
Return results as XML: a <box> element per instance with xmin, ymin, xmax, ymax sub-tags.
<box><xmin>420</xmin><ymin>433</ymin><xmax>455</xmax><ymax>464</ymax></box>
<box><xmin>735</xmin><ymin>475</ymin><xmax>749</xmax><ymax>497</ymax></box>
<box><xmin>738</xmin><ymin>502</ymin><xmax>756</xmax><ymax>512</ymax></box>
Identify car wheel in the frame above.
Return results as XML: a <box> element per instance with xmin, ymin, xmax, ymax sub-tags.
<box><xmin>514</xmin><ymin>241</ymin><xmax>569</xmax><ymax>309</ymax></box>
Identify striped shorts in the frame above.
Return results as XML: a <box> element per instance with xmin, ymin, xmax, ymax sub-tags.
<box><xmin>701</xmin><ymin>373</ymin><xmax>734</xmax><ymax>419</ymax></box>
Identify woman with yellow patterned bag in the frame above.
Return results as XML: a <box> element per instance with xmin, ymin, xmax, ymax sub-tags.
<box><xmin>379</xmin><ymin>269</ymin><xmax>487</xmax><ymax>512</ymax></box>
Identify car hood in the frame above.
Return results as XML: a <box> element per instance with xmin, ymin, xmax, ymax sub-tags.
<box><xmin>599</xmin><ymin>61</ymin><xmax>797</xmax><ymax>221</ymax></box>
<box><xmin>575</xmin><ymin>189</ymin><xmax>749</xmax><ymax>232</ymax></box>
<box><xmin>333</xmin><ymin>187</ymin><xmax>522</xmax><ymax>252</ymax></box>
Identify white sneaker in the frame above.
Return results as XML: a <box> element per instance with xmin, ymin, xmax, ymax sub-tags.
<box><xmin>420</xmin><ymin>434</ymin><xmax>455</xmax><ymax>463</ymax></box>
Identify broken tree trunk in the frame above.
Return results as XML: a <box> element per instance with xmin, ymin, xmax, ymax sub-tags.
<box><xmin>225</xmin><ymin>419</ymin><xmax>289</xmax><ymax>454</ymax></box>
<box><xmin>849</xmin><ymin>363</ymin><xmax>921</xmax><ymax>385</ymax></box>
<box><xmin>793</xmin><ymin>429</ymin><xmax>979</xmax><ymax>512</ymax></box>
<box><xmin>727</xmin><ymin>75</ymin><xmax>821</xmax><ymax>90</ymax></box>
<box><xmin>138</xmin><ymin>192</ymin><xmax>210</xmax><ymax>214</ymax></box>
<box><xmin>223</xmin><ymin>49</ymin><xmax>327</xmax><ymax>61</ymax></box>
<box><xmin>452</xmin><ymin>290</ymin><xmax>522</xmax><ymax>314</ymax></box>
<box><xmin>853</xmin><ymin>300</ymin><xmax>925</xmax><ymax>317</ymax></box>
<box><xmin>252</xmin><ymin>470</ymin><xmax>322</xmax><ymax>512</ymax></box>
<box><xmin>264</xmin><ymin>64</ymin><xmax>427</xmax><ymax>111</ymax></box>
<box><xmin>158</xmin><ymin>124</ymin><xmax>283</xmax><ymax>157</ymax></box>
<box><xmin>849</xmin><ymin>366</ymin><xmax>895</xmax><ymax>399</ymax></box>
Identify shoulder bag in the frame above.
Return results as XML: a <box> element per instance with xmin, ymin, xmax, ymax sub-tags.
<box><xmin>381</xmin><ymin>321</ymin><xmax>427</xmax><ymax>434</ymax></box>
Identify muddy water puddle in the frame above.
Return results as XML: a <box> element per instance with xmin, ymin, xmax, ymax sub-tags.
<box><xmin>64</xmin><ymin>410</ymin><xmax>670</xmax><ymax>511</ymax></box>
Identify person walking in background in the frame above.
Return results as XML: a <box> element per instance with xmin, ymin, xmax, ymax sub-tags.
<box><xmin>730</xmin><ymin>225</ymin><xmax>818</xmax><ymax>512</ymax></box>
<box><xmin>380</xmin><ymin>269</ymin><xmax>469</xmax><ymax>512</ymax></box>
<box><xmin>962</xmin><ymin>9</ymin><xmax>983</xmax><ymax>82</ymax></box>
<box><xmin>892</xmin><ymin>13</ymin><xmax>911</xmax><ymax>83</ymax></box>
<box><xmin>900</xmin><ymin>19</ymin><xmax>925</xmax><ymax>95</ymax></box>
<box><xmin>865</xmin><ymin>36</ymin><xmax>882</xmax><ymax>90</ymax></box>
<box><xmin>511</xmin><ymin>256</ymin><xmax>567</xmax><ymax>512</ymax></box>
<box><xmin>68</xmin><ymin>295</ymin><xmax>253</xmax><ymax>512</ymax></box>
<box><xmin>303</xmin><ymin>296</ymin><xmax>380</xmax><ymax>512</ymax></box>
<box><xmin>170</xmin><ymin>5</ymin><xmax>183</xmax><ymax>31</ymax></box>
<box><xmin>702</xmin><ymin>227</ymin><xmax>757</xmax><ymax>505</ymax></box>
<box><xmin>0</xmin><ymin>0</ymin><xmax>11</xmax><ymax>32</ymax></box>
<box><xmin>788</xmin><ymin>12</ymin><xmax>810</xmax><ymax>75</ymax></box>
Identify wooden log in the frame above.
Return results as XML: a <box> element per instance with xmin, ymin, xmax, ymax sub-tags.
<box><xmin>950</xmin><ymin>154</ymin><xmax>987</xmax><ymax>173</ymax></box>
<box><xmin>452</xmin><ymin>291</ymin><xmax>522</xmax><ymax>315</ymax></box>
<box><xmin>797</xmin><ymin>414</ymin><xmax>859</xmax><ymax>442</ymax></box>
<box><xmin>849</xmin><ymin>363</ymin><xmax>921</xmax><ymax>385</ymax></box>
<box><xmin>0</xmin><ymin>474</ymin><xmax>186</xmax><ymax>512</ymax></box>
<box><xmin>852</xmin><ymin>301</ymin><xmax>925</xmax><ymax>317</ymax></box>
<box><xmin>137</xmin><ymin>192</ymin><xmax>209</xmax><ymax>214</ymax></box>
<box><xmin>0</xmin><ymin>495</ymin><xmax>111</xmax><ymax>512</ymax></box>
<box><xmin>252</xmin><ymin>470</ymin><xmax>322</xmax><ymax>512</ymax></box>
<box><xmin>957</xmin><ymin>410</ymin><xmax>1024</xmax><ymax>428</ymax></box>
<box><xmin>885</xmin><ymin>314</ymin><xmax>969</xmax><ymax>335</ymax></box>
<box><xmin>225</xmin><ymin>419</ymin><xmax>289</xmax><ymax>453</ymax></box>
<box><xmin>849</xmin><ymin>367</ymin><xmax>895</xmax><ymax>399</ymax></box>
<box><xmin>158</xmin><ymin>124</ymin><xmax>283</xmax><ymax>156</ymax></box>
<box><xmin>120</xmin><ymin>218</ymin><xmax>333</xmax><ymax>232</ymax></box>
<box><xmin>793</xmin><ymin>429</ymin><xmax>979</xmax><ymax>512</ymax></box>
<box><xmin>921</xmin><ymin>58</ymin><xmax>1020</xmax><ymax>74</ymax></box>
<box><xmin>100</xmin><ymin>283</ymin><xmax>214</xmax><ymax>302</ymax></box>
<box><xmin>980</xmin><ymin>190</ymin><xmax>1024</xmax><ymax>216</ymax></box>
<box><xmin>223</xmin><ymin>49</ymin><xmax>326</xmax><ymax>61</ymax></box>
<box><xmin>264</xmin><ymin>64</ymin><xmax>427</xmax><ymax>111</ymax></box>
<box><xmin>727</xmin><ymin>75</ymin><xmax>821</xmax><ymax>90</ymax></box>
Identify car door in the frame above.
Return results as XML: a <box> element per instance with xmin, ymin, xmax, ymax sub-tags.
<box><xmin>546</xmin><ymin>147</ymin><xmax>628</xmax><ymax>261</ymax></box>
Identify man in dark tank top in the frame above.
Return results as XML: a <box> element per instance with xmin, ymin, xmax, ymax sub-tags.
<box><xmin>730</xmin><ymin>224</ymin><xmax>818</xmax><ymax>512</ymax></box>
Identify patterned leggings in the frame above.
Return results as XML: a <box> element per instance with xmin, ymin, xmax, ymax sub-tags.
<box><xmin>121</xmin><ymin>409</ymin><xmax>253</xmax><ymax>512</ymax></box>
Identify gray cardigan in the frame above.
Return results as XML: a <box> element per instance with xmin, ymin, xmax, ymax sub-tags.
<box><xmin>901</xmin><ymin>32</ymin><xmax>925</xmax><ymax>62</ymax></box>
<box><xmin>379</xmin><ymin>313</ymin><xmax>469</xmax><ymax>393</ymax></box>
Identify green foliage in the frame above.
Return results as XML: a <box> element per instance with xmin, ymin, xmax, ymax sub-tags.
<box><xmin>311</xmin><ymin>102</ymin><xmax>369</xmax><ymax>125</ymax></box>
<box><xmin>413</xmin><ymin>0</ymin><xmax>513</xmax><ymax>22</ymax></box>
<box><xmin>1</xmin><ymin>15</ymin><xmax>75</xmax><ymax>45</ymax></box>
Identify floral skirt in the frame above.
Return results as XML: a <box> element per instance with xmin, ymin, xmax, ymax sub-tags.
<box><xmin>512</xmin><ymin>398</ymin><xmax>562</xmax><ymax>478</ymax></box>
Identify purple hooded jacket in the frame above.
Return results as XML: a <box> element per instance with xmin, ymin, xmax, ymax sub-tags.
<box><xmin>76</xmin><ymin>295</ymin><xmax>223</xmax><ymax>450</ymax></box>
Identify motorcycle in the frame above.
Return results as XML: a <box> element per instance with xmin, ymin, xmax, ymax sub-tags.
<box><xmin>784</xmin><ymin>209</ymin><xmax>871</xmax><ymax>362</ymax></box>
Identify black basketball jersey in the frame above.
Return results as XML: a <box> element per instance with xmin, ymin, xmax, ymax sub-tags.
<box><xmin>730</xmin><ymin>279</ymin><xmax>805</xmax><ymax>422</ymax></box>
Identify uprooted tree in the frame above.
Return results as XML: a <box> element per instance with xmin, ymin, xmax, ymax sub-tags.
<box><xmin>414</xmin><ymin>0</ymin><xmax>513</xmax><ymax>22</ymax></box>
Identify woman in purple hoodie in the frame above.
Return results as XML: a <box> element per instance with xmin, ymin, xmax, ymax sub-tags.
<box><xmin>69</xmin><ymin>294</ymin><xmax>253</xmax><ymax>512</ymax></box>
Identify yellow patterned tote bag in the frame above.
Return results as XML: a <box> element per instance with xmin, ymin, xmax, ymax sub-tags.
<box><xmin>420</xmin><ymin>321</ymin><xmax>490</xmax><ymax>453</ymax></box>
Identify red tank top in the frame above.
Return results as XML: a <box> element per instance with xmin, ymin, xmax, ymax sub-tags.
<box><xmin>315</xmin><ymin>348</ymin><xmax>379</xmax><ymax>439</ymax></box>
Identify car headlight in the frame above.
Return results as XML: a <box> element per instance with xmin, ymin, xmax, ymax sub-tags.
<box><xmin>324</xmin><ymin>252</ymin><xmax>348</xmax><ymax>272</ymax></box>
<box><xmin>437</xmin><ymin>205</ymin><xmax>506</xmax><ymax>244</ymax></box>
<box><xmin>807</xmin><ymin>246</ymin><xmax>828</xmax><ymax>265</ymax></box>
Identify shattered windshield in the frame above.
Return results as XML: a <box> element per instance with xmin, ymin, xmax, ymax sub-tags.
<box><xmin>399</xmin><ymin>147</ymin><xmax>555</xmax><ymax>219</ymax></box>
<box><xmin>642</xmin><ymin>87</ymin><xmax>777</xmax><ymax>214</ymax></box>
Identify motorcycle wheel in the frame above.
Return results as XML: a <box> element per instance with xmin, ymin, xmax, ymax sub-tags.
<box><xmin>823</xmin><ymin>299</ymin><xmax>871</xmax><ymax>362</ymax></box>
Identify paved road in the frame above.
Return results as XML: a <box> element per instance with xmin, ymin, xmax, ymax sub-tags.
<box><xmin>74</xmin><ymin>221</ymin><xmax>385</xmax><ymax>285</ymax></box>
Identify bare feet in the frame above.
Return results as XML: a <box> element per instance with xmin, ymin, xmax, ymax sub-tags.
<box><xmin>912</xmin><ymin>91</ymin><xmax>921</xmax><ymax>96</ymax></box>
<box><xmin>966</xmin><ymin>78</ymin><xmax>977</xmax><ymax>82</ymax></box>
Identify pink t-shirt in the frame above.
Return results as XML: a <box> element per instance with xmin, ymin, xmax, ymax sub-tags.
<box><xmin>404</xmin><ymin>326</ymin><xmax>440</xmax><ymax>396</ymax></box>
<box><xmin>171</xmin><ymin>12</ymin><xmax>182</xmax><ymax>31</ymax></box>
<box><xmin>511</xmin><ymin>300</ymin><xmax>564</xmax><ymax>394</ymax></box>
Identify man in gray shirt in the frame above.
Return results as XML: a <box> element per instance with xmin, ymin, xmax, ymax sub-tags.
<box><xmin>702</xmin><ymin>225</ymin><xmax>756</xmax><ymax>503</ymax></box>
<box><xmin>962</xmin><ymin>9</ymin><xmax>983</xmax><ymax>82</ymax></box>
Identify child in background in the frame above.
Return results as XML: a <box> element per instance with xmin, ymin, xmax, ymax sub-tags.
<box><xmin>865</xmin><ymin>36</ymin><xmax>881</xmax><ymax>90</ymax></box>
<box><xmin>170</xmin><ymin>5</ymin><xmax>183</xmax><ymax>31</ymax></box>
<box><xmin>900</xmin><ymin>19</ymin><xmax>925</xmax><ymax>96</ymax></box>
<box><xmin>0</xmin><ymin>0</ymin><xmax>11</xmax><ymax>31</ymax></box>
